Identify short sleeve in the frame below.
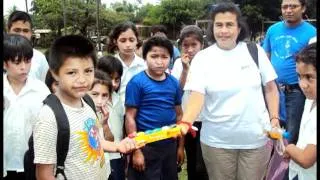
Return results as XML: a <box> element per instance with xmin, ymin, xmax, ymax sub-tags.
<box><xmin>257</xmin><ymin>45</ymin><xmax>278</xmax><ymax>85</ymax></box>
<box><xmin>171</xmin><ymin>58</ymin><xmax>182</xmax><ymax>80</ymax></box>
<box><xmin>33</xmin><ymin>105</ymin><xmax>58</xmax><ymax>164</ymax></box>
<box><xmin>307</xmin><ymin>127</ymin><xmax>317</xmax><ymax>145</ymax></box>
<box><xmin>184</xmin><ymin>52</ymin><xmax>206</xmax><ymax>94</ymax></box>
<box><xmin>305</xmin><ymin>105</ymin><xmax>317</xmax><ymax>145</ymax></box>
<box><xmin>40</xmin><ymin>55</ymin><xmax>49</xmax><ymax>82</ymax></box>
<box><xmin>125</xmin><ymin>78</ymin><xmax>141</xmax><ymax>107</ymax></box>
<box><xmin>262</xmin><ymin>30</ymin><xmax>271</xmax><ymax>53</ymax></box>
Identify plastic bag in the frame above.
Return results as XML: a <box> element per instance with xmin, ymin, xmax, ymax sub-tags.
<box><xmin>265</xmin><ymin>139</ymin><xmax>289</xmax><ymax>180</ymax></box>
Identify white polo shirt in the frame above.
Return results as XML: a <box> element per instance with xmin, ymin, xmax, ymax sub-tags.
<box><xmin>29</xmin><ymin>49</ymin><xmax>49</xmax><ymax>82</ymax></box>
<box><xmin>115</xmin><ymin>53</ymin><xmax>146</xmax><ymax>104</ymax></box>
<box><xmin>3</xmin><ymin>75</ymin><xmax>50</xmax><ymax>173</ymax></box>
<box><xmin>289</xmin><ymin>99</ymin><xmax>317</xmax><ymax>180</ymax></box>
<box><xmin>184</xmin><ymin>42</ymin><xmax>277</xmax><ymax>149</ymax></box>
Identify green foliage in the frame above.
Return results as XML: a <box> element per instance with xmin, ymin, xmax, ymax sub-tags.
<box><xmin>139</xmin><ymin>4</ymin><xmax>162</xmax><ymax>25</ymax></box>
<box><xmin>31</xmin><ymin>0</ymin><xmax>64</xmax><ymax>35</ymax></box>
<box><xmin>139</xmin><ymin>0</ymin><xmax>214</xmax><ymax>38</ymax></box>
<box><xmin>241</xmin><ymin>4</ymin><xmax>265</xmax><ymax>39</ymax></box>
<box><xmin>6</xmin><ymin>5</ymin><xmax>18</xmax><ymax>16</ymax></box>
<box><xmin>111</xmin><ymin>0</ymin><xmax>138</xmax><ymax>13</ymax></box>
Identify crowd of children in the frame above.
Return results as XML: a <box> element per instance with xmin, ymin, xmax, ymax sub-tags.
<box><xmin>3</xmin><ymin>2</ymin><xmax>317</xmax><ymax>180</ymax></box>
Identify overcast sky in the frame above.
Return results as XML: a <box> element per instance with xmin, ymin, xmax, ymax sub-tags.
<box><xmin>3</xmin><ymin>0</ymin><xmax>160</xmax><ymax>16</ymax></box>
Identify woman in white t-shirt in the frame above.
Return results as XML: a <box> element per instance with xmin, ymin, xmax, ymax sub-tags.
<box><xmin>284</xmin><ymin>43</ymin><xmax>317</xmax><ymax>180</ymax></box>
<box><xmin>178</xmin><ymin>2</ymin><xmax>280</xmax><ymax>180</ymax></box>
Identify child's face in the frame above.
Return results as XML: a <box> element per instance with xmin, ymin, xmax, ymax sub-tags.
<box><xmin>145</xmin><ymin>46</ymin><xmax>170</xmax><ymax>77</ymax></box>
<box><xmin>110</xmin><ymin>72</ymin><xmax>121</xmax><ymax>92</ymax></box>
<box><xmin>89</xmin><ymin>83</ymin><xmax>111</xmax><ymax>111</ymax></box>
<box><xmin>296</xmin><ymin>62</ymin><xmax>317</xmax><ymax>100</ymax></box>
<box><xmin>115</xmin><ymin>29</ymin><xmax>138</xmax><ymax>57</ymax></box>
<box><xmin>52</xmin><ymin>57</ymin><xmax>94</xmax><ymax>100</ymax></box>
<box><xmin>4</xmin><ymin>58</ymin><xmax>31</xmax><ymax>83</ymax></box>
<box><xmin>181</xmin><ymin>35</ymin><xmax>202</xmax><ymax>60</ymax></box>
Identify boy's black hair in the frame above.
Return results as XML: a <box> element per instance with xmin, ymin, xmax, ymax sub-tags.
<box><xmin>295</xmin><ymin>42</ymin><xmax>316</xmax><ymax>68</ymax></box>
<box><xmin>7</xmin><ymin>11</ymin><xmax>33</xmax><ymax>30</ymax></box>
<box><xmin>45</xmin><ymin>70</ymin><xmax>57</xmax><ymax>93</ymax></box>
<box><xmin>178</xmin><ymin>25</ymin><xmax>204</xmax><ymax>47</ymax></box>
<box><xmin>107</xmin><ymin>21</ymin><xmax>139</xmax><ymax>54</ymax></box>
<box><xmin>142</xmin><ymin>36</ymin><xmax>173</xmax><ymax>60</ymax></box>
<box><xmin>206</xmin><ymin>2</ymin><xmax>249</xmax><ymax>44</ymax></box>
<box><xmin>150</xmin><ymin>25</ymin><xmax>168</xmax><ymax>35</ymax></box>
<box><xmin>4</xmin><ymin>34</ymin><xmax>33</xmax><ymax>62</ymax></box>
<box><xmin>92</xmin><ymin>69</ymin><xmax>113</xmax><ymax>96</ymax></box>
<box><xmin>97</xmin><ymin>55</ymin><xmax>123</xmax><ymax>77</ymax></box>
<box><xmin>49</xmin><ymin>35</ymin><xmax>96</xmax><ymax>73</ymax></box>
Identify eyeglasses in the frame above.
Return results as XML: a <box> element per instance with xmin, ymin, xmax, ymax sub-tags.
<box><xmin>281</xmin><ymin>4</ymin><xmax>301</xmax><ymax>10</ymax></box>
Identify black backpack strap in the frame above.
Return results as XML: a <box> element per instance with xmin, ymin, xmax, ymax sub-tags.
<box><xmin>247</xmin><ymin>42</ymin><xmax>259</xmax><ymax>67</ymax></box>
<box><xmin>83</xmin><ymin>94</ymin><xmax>97</xmax><ymax>113</ymax></box>
<box><xmin>247</xmin><ymin>42</ymin><xmax>268</xmax><ymax>107</ymax></box>
<box><xmin>43</xmin><ymin>94</ymin><xmax>69</xmax><ymax>180</ymax></box>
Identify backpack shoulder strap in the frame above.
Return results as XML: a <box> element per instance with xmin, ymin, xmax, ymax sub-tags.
<box><xmin>83</xmin><ymin>94</ymin><xmax>97</xmax><ymax>113</ymax></box>
<box><xmin>43</xmin><ymin>94</ymin><xmax>69</xmax><ymax>179</ymax></box>
<box><xmin>247</xmin><ymin>42</ymin><xmax>259</xmax><ymax>68</ymax></box>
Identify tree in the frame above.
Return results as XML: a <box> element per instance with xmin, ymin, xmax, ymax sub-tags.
<box><xmin>30</xmin><ymin>0</ymin><xmax>102</xmax><ymax>37</ymax></box>
<box><xmin>137</xmin><ymin>4</ymin><xmax>162</xmax><ymax>25</ymax></box>
<box><xmin>241</xmin><ymin>4</ymin><xmax>265</xmax><ymax>40</ymax></box>
<box><xmin>30</xmin><ymin>0</ymin><xmax>64</xmax><ymax>35</ymax></box>
<box><xmin>111</xmin><ymin>0</ymin><xmax>138</xmax><ymax>13</ymax></box>
<box><xmin>6</xmin><ymin>5</ymin><xmax>18</xmax><ymax>16</ymax></box>
<box><xmin>138</xmin><ymin>0</ymin><xmax>214</xmax><ymax>39</ymax></box>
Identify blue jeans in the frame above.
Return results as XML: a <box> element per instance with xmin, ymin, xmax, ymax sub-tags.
<box><xmin>284</xmin><ymin>86</ymin><xmax>305</xmax><ymax>144</ymax></box>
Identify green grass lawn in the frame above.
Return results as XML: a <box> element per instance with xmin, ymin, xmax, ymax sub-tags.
<box><xmin>178</xmin><ymin>161</ymin><xmax>188</xmax><ymax>180</ymax></box>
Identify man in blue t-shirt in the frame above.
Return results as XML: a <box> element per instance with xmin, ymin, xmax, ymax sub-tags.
<box><xmin>263</xmin><ymin>0</ymin><xmax>316</xmax><ymax>145</ymax></box>
<box><xmin>125</xmin><ymin>36</ymin><xmax>183</xmax><ymax>180</ymax></box>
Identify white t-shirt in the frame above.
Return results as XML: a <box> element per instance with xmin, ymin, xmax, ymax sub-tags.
<box><xmin>184</xmin><ymin>42</ymin><xmax>277</xmax><ymax>149</ymax></box>
<box><xmin>108</xmin><ymin>92</ymin><xmax>125</xmax><ymax>160</ymax></box>
<box><xmin>33</xmin><ymin>99</ymin><xmax>108</xmax><ymax>180</ymax></box>
<box><xmin>289</xmin><ymin>99</ymin><xmax>317</xmax><ymax>180</ymax></box>
<box><xmin>3</xmin><ymin>75</ymin><xmax>50</xmax><ymax>174</ymax></box>
<box><xmin>171</xmin><ymin>57</ymin><xmax>184</xmax><ymax>80</ymax></box>
<box><xmin>171</xmin><ymin>58</ymin><xmax>201</xmax><ymax>122</ymax></box>
<box><xmin>29</xmin><ymin>49</ymin><xmax>49</xmax><ymax>82</ymax></box>
<box><xmin>115</xmin><ymin>53</ymin><xmax>146</xmax><ymax>104</ymax></box>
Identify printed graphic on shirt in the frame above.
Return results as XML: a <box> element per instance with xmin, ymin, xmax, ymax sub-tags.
<box><xmin>76</xmin><ymin>118</ymin><xmax>105</xmax><ymax>167</ymax></box>
<box><xmin>274</xmin><ymin>35</ymin><xmax>298</xmax><ymax>59</ymax></box>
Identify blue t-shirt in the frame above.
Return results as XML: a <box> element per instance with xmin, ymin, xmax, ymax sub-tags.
<box><xmin>263</xmin><ymin>21</ymin><xmax>316</xmax><ymax>84</ymax></box>
<box><xmin>125</xmin><ymin>71</ymin><xmax>182</xmax><ymax>132</ymax></box>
